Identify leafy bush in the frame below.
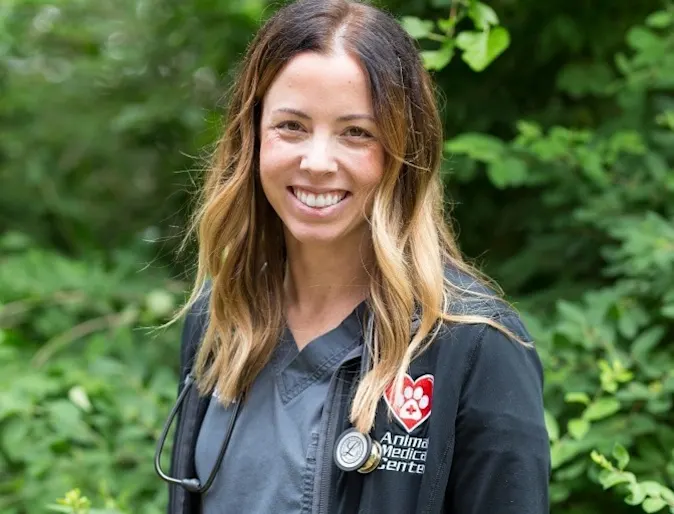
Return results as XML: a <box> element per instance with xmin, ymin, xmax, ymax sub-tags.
<box><xmin>0</xmin><ymin>0</ymin><xmax>259</xmax><ymax>253</ymax></box>
<box><xmin>0</xmin><ymin>233</ymin><xmax>183</xmax><ymax>513</ymax></box>
<box><xmin>47</xmin><ymin>489</ymin><xmax>125</xmax><ymax>514</ymax></box>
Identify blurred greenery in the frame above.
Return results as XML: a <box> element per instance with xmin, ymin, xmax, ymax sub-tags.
<box><xmin>1</xmin><ymin>0</ymin><xmax>673</xmax><ymax>513</ymax></box>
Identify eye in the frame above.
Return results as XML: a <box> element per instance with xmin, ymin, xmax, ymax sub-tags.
<box><xmin>275</xmin><ymin>120</ymin><xmax>304</xmax><ymax>132</ymax></box>
<box><xmin>344</xmin><ymin>126</ymin><xmax>374</xmax><ymax>139</ymax></box>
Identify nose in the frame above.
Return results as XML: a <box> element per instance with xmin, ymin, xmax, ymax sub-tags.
<box><xmin>299</xmin><ymin>134</ymin><xmax>338</xmax><ymax>175</ymax></box>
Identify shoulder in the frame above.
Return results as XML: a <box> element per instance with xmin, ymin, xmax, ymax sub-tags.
<box><xmin>463</xmin><ymin>315</ymin><xmax>542</xmax><ymax>390</ymax></box>
<box><xmin>433</xmin><ymin>265</ymin><xmax>542</xmax><ymax>391</ymax></box>
<box><xmin>443</xmin><ymin>263</ymin><xmax>511</xmax><ymax>319</ymax></box>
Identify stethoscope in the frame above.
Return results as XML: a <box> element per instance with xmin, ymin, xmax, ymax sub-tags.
<box><xmin>154</xmin><ymin>313</ymin><xmax>382</xmax><ymax>494</ymax></box>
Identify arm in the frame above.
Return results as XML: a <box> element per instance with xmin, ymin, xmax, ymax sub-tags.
<box><xmin>445</xmin><ymin>315</ymin><xmax>551</xmax><ymax>514</ymax></box>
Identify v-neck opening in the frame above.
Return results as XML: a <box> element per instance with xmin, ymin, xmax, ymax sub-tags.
<box><xmin>272</xmin><ymin>301</ymin><xmax>367</xmax><ymax>405</ymax></box>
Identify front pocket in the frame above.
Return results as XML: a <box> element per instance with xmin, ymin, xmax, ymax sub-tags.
<box><xmin>300</xmin><ymin>431</ymin><xmax>320</xmax><ymax>513</ymax></box>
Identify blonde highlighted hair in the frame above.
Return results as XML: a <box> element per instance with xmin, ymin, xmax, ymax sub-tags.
<box><xmin>175</xmin><ymin>0</ymin><xmax>521</xmax><ymax>433</ymax></box>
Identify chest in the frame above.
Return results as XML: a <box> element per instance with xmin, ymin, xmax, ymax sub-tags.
<box><xmin>194</xmin><ymin>322</ymin><xmax>364</xmax><ymax>513</ymax></box>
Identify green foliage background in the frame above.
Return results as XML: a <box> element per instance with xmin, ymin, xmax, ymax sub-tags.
<box><xmin>1</xmin><ymin>0</ymin><xmax>673</xmax><ymax>512</ymax></box>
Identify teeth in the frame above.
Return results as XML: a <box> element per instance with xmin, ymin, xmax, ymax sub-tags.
<box><xmin>293</xmin><ymin>188</ymin><xmax>345</xmax><ymax>208</ymax></box>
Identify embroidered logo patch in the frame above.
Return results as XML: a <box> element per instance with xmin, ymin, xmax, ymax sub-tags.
<box><xmin>384</xmin><ymin>373</ymin><xmax>434</xmax><ymax>433</ymax></box>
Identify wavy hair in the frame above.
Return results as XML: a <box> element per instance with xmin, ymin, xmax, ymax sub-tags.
<box><xmin>176</xmin><ymin>0</ymin><xmax>520</xmax><ymax>433</ymax></box>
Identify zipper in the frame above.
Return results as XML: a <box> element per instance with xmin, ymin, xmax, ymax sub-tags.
<box><xmin>317</xmin><ymin>365</ymin><xmax>349</xmax><ymax>514</ymax></box>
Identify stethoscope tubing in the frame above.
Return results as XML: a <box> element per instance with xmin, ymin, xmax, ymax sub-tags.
<box><xmin>155</xmin><ymin>312</ymin><xmax>376</xmax><ymax>493</ymax></box>
<box><xmin>154</xmin><ymin>373</ymin><xmax>242</xmax><ymax>493</ymax></box>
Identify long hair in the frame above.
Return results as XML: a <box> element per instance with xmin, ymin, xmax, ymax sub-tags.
<box><xmin>176</xmin><ymin>0</ymin><xmax>519</xmax><ymax>433</ymax></box>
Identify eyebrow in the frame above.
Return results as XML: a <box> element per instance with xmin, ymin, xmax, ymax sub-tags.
<box><xmin>273</xmin><ymin>107</ymin><xmax>375</xmax><ymax>123</ymax></box>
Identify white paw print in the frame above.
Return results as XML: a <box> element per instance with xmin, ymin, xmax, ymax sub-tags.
<box><xmin>396</xmin><ymin>386</ymin><xmax>429</xmax><ymax>421</ymax></box>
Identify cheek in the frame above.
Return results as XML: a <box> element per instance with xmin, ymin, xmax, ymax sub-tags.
<box><xmin>259</xmin><ymin>133</ymin><xmax>296</xmax><ymax>181</ymax></box>
<box><xmin>352</xmin><ymin>145</ymin><xmax>385</xmax><ymax>191</ymax></box>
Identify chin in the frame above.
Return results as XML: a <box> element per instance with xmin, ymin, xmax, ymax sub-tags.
<box><xmin>284</xmin><ymin>222</ymin><xmax>346</xmax><ymax>246</ymax></box>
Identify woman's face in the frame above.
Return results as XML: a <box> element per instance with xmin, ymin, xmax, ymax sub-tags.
<box><xmin>259</xmin><ymin>51</ymin><xmax>385</xmax><ymax>248</ymax></box>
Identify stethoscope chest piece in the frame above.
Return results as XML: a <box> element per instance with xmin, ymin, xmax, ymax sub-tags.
<box><xmin>334</xmin><ymin>428</ymin><xmax>381</xmax><ymax>474</ymax></box>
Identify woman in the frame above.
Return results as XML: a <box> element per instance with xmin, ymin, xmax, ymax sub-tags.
<box><xmin>157</xmin><ymin>0</ymin><xmax>550</xmax><ymax>512</ymax></box>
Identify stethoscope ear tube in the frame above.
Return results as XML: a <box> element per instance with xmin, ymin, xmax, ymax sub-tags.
<box><xmin>154</xmin><ymin>373</ymin><xmax>242</xmax><ymax>494</ymax></box>
<box><xmin>154</xmin><ymin>374</ymin><xmax>197</xmax><ymax>488</ymax></box>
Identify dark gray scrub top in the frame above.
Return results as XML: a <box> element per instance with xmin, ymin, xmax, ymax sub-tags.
<box><xmin>195</xmin><ymin>303</ymin><xmax>366</xmax><ymax>514</ymax></box>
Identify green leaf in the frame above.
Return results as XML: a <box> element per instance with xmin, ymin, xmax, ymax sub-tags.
<box><xmin>468</xmin><ymin>2</ymin><xmax>499</xmax><ymax>30</ymax></box>
<box><xmin>421</xmin><ymin>43</ymin><xmax>454</xmax><ymax>71</ymax></box>
<box><xmin>642</xmin><ymin>498</ymin><xmax>667</xmax><ymax>512</ymax></box>
<box><xmin>444</xmin><ymin>133</ymin><xmax>505</xmax><ymax>162</ymax></box>
<box><xmin>599</xmin><ymin>469</ymin><xmax>632</xmax><ymax>489</ymax></box>
<box><xmin>626</xmin><ymin>26</ymin><xmax>662</xmax><ymax>52</ymax></box>
<box><xmin>612</xmin><ymin>443</ymin><xmax>630</xmax><ymax>470</ymax></box>
<box><xmin>437</xmin><ymin>17</ymin><xmax>456</xmax><ymax>34</ymax></box>
<box><xmin>567</xmin><ymin>418</ymin><xmax>590</xmax><ymax>440</ymax></box>
<box><xmin>146</xmin><ymin>289</ymin><xmax>175</xmax><ymax>317</ymax></box>
<box><xmin>556</xmin><ymin>62</ymin><xmax>614</xmax><ymax>98</ymax></box>
<box><xmin>645</xmin><ymin>11</ymin><xmax>673</xmax><ymax>28</ymax></box>
<box><xmin>456</xmin><ymin>27</ymin><xmax>510</xmax><ymax>72</ymax></box>
<box><xmin>583</xmin><ymin>398</ymin><xmax>621</xmax><ymax>421</ymax></box>
<box><xmin>607</xmin><ymin>130</ymin><xmax>647</xmax><ymax>157</ymax></box>
<box><xmin>591</xmin><ymin>450</ymin><xmax>610</xmax><ymax>468</ymax></box>
<box><xmin>551</xmin><ymin>439</ymin><xmax>584</xmax><ymax>469</ymax></box>
<box><xmin>549</xmin><ymin>482</ymin><xmax>571</xmax><ymax>503</ymax></box>
<box><xmin>618</xmin><ymin>311</ymin><xmax>641</xmax><ymax>339</ymax></box>
<box><xmin>47</xmin><ymin>400</ymin><xmax>98</xmax><ymax>443</ymax></box>
<box><xmin>626</xmin><ymin>483</ymin><xmax>646</xmax><ymax>505</ymax></box>
<box><xmin>661</xmin><ymin>488</ymin><xmax>674</xmax><ymax>504</ymax></box>
<box><xmin>557</xmin><ymin>300</ymin><xmax>588</xmax><ymax>325</ymax></box>
<box><xmin>631</xmin><ymin>326</ymin><xmax>665</xmax><ymax>358</ymax></box>
<box><xmin>68</xmin><ymin>385</ymin><xmax>93</xmax><ymax>413</ymax></box>
<box><xmin>555</xmin><ymin>459</ymin><xmax>587</xmax><ymax>481</ymax></box>
<box><xmin>640</xmin><ymin>481</ymin><xmax>669</xmax><ymax>497</ymax></box>
<box><xmin>0</xmin><ymin>231</ymin><xmax>33</xmax><ymax>251</ymax></box>
<box><xmin>565</xmin><ymin>392</ymin><xmax>591</xmax><ymax>405</ymax></box>
<box><xmin>487</xmin><ymin>157</ymin><xmax>528</xmax><ymax>188</ymax></box>
<box><xmin>544</xmin><ymin>410</ymin><xmax>559</xmax><ymax>441</ymax></box>
<box><xmin>1</xmin><ymin>417</ymin><xmax>30</xmax><ymax>461</ymax></box>
<box><xmin>661</xmin><ymin>304</ymin><xmax>674</xmax><ymax>318</ymax></box>
<box><xmin>401</xmin><ymin>16</ymin><xmax>434</xmax><ymax>39</ymax></box>
<box><xmin>46</xmin><ymin>506</ymin><xmax>72</xmax><ymax>513</ymax></box>
<box><xmin>577</xmin><ymin>147</ymin><xmax>608</xmax><ymax>186</ymax></box>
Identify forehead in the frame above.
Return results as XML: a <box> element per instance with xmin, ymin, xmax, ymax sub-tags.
<box><xmin>263</xmin><ymin>51</ymin><xmax>374</xmax><ymax>114</ymax></box>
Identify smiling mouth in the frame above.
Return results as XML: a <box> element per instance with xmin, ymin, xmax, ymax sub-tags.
<box><xmin>290</xmin><ymin>187</ymin><xmax>349</xmax><ymax>208</ymax></box>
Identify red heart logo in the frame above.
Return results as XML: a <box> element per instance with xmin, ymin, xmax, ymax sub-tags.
<box><xmin>384</xmin><ymin>374</ymin><xmax>434</xmax><ymax>433</ymax></box>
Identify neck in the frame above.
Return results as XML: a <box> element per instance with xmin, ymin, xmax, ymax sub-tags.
<box><xmin>284</xmin><ymin>233</ymin><xmax>373</xmax><ymax>315</ymax></box>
